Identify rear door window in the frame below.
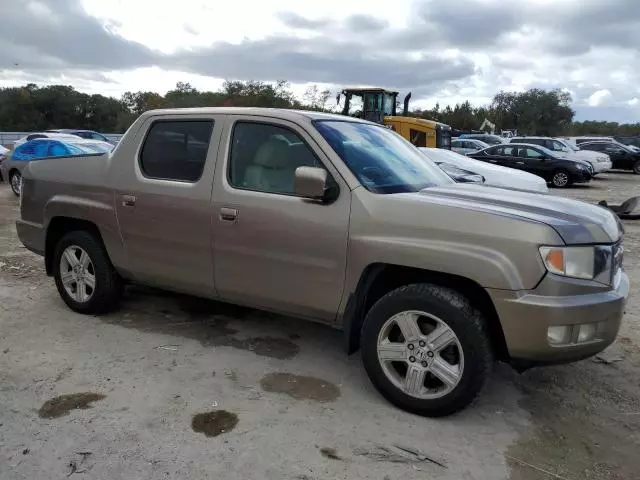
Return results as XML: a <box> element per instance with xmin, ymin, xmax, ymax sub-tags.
<box><xmin>139</xmin><ymin>120</ymin><xmax>214</xmax><ymax>182</ymax></box>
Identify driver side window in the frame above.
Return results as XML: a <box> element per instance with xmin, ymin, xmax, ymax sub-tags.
<box><xmin>227</xmin><ymin>122</ymin><xmax>325</xmax><ymax>196</ymax></box>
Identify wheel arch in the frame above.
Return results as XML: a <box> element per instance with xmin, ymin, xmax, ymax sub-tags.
<box><xmin>340</xmin><ymin>263</ymin><xmax>509</xmax><ymax>361</ymax></box>
<box><xmin>45</xmin><ymin>217</ymin><xmax>108</xmax><ymax>276</ymax></box>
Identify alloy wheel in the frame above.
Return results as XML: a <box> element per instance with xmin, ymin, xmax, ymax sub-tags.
<box><xmin>59</xmin><ymin>245</ymin><xmax>96</xmax><ymax>303</ymax></box>
<box><xmin>376</xmin><ymin>310</ymin><xmax>464</xmax><ymax>399</ymax></box>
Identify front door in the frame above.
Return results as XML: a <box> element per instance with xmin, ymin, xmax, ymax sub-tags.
<box><xmin>114</xmin><ymin>116</ymin><xmax>223</xmax><ymax>297</ymax></box>
<box><xmin>520</xmin><ymin>147</ymin><xmax>553</xmax><ymax>178</ymax></box>
<box><xmin>212</xmin><ymin>117</ymin><xmax>350</xmax><ymax>321</ymax></box>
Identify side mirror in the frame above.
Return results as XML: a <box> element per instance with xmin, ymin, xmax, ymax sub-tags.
<box><xmin>295</xmin><ymin>166</ymin><xmax>327</xmax><ymax>199</ymax></box>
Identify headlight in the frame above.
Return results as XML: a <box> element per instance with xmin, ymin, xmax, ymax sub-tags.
<box><xmin>539</xmin><ymin>245</ymin><xmax>615</xmax><ymax>283</ymax></box>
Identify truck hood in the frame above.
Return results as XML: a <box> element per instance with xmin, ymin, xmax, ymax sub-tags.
<box><xmin>415</xmin><ymin>184</ymin><xmax>622</xmax><ymax>244</ymax></box>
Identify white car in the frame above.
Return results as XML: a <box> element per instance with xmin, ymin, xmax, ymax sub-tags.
<box><xmin>451</xmin><ymin>138</ymin><xmax>490</xmax><ymax>155</ymax></box>
<box><xmin>508</xmin><ymin>137</ymin><xmax>612</xmax><ymax>174</ymax></box>
<box><xmin>419</xmin><ymin>148</ymin><xmax>549</xmax><ymax>193</ymax></box>
<box><xmin>13</xmin><ymin>132</ymin><xmax>83</xmax><ymax>148</ymax></box>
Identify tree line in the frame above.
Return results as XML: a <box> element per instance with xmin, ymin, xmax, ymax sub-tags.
<box><xmin>0</xmin><ymin>81</ymin><xmax>638</xmax><ymax>137</ymax></box>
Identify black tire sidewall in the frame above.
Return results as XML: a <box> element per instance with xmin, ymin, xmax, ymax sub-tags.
<box><xmin>633</xmin><ymin>161</ymin><xmax>640</xmax><ymax>174</ymax></box>
<box><xmin>53</xmin><ymin>230</ymin><xmax>120</xmax><ymax>314</ymax></box>
<box><xmin>361</xmin><ymin>285</ymin><xmax>492</xmax><ymax>417</ymax></box>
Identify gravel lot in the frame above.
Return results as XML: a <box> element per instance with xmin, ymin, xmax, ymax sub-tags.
<box><xmin>1</xmin><ymin>174</ymin><xmax>639</xmax><ymax>480</ymax></box>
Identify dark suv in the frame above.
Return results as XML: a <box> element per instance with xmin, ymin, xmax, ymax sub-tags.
<box><xmin>580</xmin><ymin>141</ymin><xmax>640</xmax><ymax>174</ymax></box>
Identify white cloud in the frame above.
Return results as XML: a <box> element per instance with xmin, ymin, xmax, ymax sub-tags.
<box><xmin>1</xmin><ymin>0</ymin><xmax>640</xmax><ymax>122</ymax></box>
<box><xmin>587</xmin><ymin>89</ymin><xmax>613</xmax><ymax>107</ymax></box>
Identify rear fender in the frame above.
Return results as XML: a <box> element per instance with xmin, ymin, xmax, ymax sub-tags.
<box><xmin>44</xmin><ymin>194</ymin><xmax>125</xmax><ymax>270</ymax></box>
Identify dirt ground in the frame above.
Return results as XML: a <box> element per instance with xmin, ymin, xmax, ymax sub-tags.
<box><xmin>1</xmin><ymin>174</ymin><xmax>639</xmax><ymax>480</ymax></box>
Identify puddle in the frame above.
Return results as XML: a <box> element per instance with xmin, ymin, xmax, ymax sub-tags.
<box><xmin>100</xmin><ymin>288</ymin><xmax>301</xmax><ymax>359</ymax></box>
<box><xmin>38</xmin><ymin>392</ymin><xmax>106</xmax><ymax>419</ymax></box>
<box><xmin>260</xmin><ymin>373</ymin><xmax>341</xmax><ymax>402</ymax></box>
<box><xmin>191</xmin><ymin>410</ymin><xmax>238</xmax><ymax>437</ymax></box>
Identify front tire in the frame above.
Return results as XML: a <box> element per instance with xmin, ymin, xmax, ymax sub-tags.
<box><xmin>360</xmin><ymin>284</ymin><xmax>493</xmax><ymax>417</ymax></box>
<box><xmin>9</xmin><ymin>170</ymin><xmax>21</xmax><ymax>196</ymax></box>
<box><xmin>53</xmin><ymin>230</ymin><xmax>123</xmax><ymax>314</ymax></box>
<box><xmin>633</xmin><ymin>160</ymin><xmax>640</xmax><ymax>175</ymax></box>
<box><xmin>551</xmin><ymin>169</ymin><xmax>571</xmax><ymax>188</ymax></box>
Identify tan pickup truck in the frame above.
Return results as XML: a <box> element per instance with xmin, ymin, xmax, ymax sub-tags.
<box><xmin>16</xmin><ymin>108</ymin><xmax>629</xmax><ymax>416</ymax></box>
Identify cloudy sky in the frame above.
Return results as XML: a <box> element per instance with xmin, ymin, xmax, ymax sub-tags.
<box><xmin>2</xmin><ymin>0</ymin><xmax>639</xmax><ymax>122</ymax></box>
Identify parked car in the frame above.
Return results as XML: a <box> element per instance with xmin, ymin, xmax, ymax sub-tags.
<box><xmin>13</xmin><ymin>132</ymin><xmax>83</xmax><ymax>148</ymax></box>
<box><xmin>451</xmin><ymin>138</ymin><xmax>490</xmax><ymax>155</ymax></box>
<box><xmin>508</xmin><ymin>137</ymin><xmax>611</xmax><ymax>174</ymax></box>
<box><xmin>434</xmin><ymin>161</ymin><xmax>485</xmax><ymax>184</ymax></box>
<box><xmin>0</xmin><ymin>145</ymin><xmax>9</xmax><ymax>182</ymax></box>
<box><xmin>2</xmin><ymin>138</ymin><xmax>113</xmax><ymax>196</ymax></box>
<box><xmin>614</xmin><ymin>136</ymin><xmax>640</xmax><ymax>150</ymax></box>
<box><xmin>579</xmin><ymin>141</ymin><xmax>640</xmax><ymax>174</ymax></box>
<box><xmin>458</xmin><ymin>133</ymin><xmax>505</xmax><ymax>145</ymax></box>
<box><xmin>46</xmin><ymin>129</ymin><xmax>116</xmax><ymax>145</ymax></box>
<box><xmin>420</xmin><ymin>147</ymin><xmax>549</xmax><ymax>193</ymax></box>
<box><xmin>16</xmin><ymin>108</ymin><xmax>628</xmax><ymax>417</ymax></box>
<box><xmin>468</xmin><ymin>143</ymin><xmax>593</xmax><ymax>187</ymax></box>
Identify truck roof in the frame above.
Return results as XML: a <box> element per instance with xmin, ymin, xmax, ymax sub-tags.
<box><xmin>140</xmin><ymin>107</ymin><xmax>371</xmax><ymax>123</ymax></box>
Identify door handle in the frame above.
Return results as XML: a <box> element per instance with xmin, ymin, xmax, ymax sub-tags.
<box><xmin>122</xmin><ymin>194</ymin><xmax>136</xmax><ymax>207</ymax></box>
<box><xmin>220</xmin><ymin>207</ymin><xmax>238</xmax><ymax>222</ymax></box>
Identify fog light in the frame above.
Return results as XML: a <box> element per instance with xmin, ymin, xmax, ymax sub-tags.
<box><xmin>578</xmin><ymin>323</ymin><xmax>597</xmax><ymax>343</ymax></box>
<box><xmin>547</xmin><ymin>325</ymin><xmax>572</xmax><ymax>345</ymax></box>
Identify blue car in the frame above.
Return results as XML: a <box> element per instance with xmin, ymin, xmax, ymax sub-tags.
<box><xmin>1</xmin><ymin>138</ymin><xmax>113</xmax><ymax>196</ymax></box>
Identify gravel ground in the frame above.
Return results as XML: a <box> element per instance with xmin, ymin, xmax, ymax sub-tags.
<box><xmin>1</xmin><ymin>174</ymin><xmax>639</xmax><ymax>480</ymax></box>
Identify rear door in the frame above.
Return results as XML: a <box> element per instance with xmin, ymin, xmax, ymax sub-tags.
<box><xmin>491</xmin><ymin>145</ymin><xmax>521</xmax><ymax>168</ymax></box>
<box><xmin>471</xmin><ymin>145</ymin><xmax>500</xmax><ymax>163</ymax></box>
<box><xmin>113</xmin><ymin>115</ymin><xmax>223</xmax><ymax>298</ymax></box>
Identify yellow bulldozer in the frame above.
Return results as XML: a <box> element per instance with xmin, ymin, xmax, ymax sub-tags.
<box><xmin>336</xmin><ymin>87</ymin><xmax>452</xmax><ymax>149</ymax></box>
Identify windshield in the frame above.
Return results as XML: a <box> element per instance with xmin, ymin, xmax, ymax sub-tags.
<box><xmin>314</xmin><ymin>120</ymin><xmax>454</xmax><ymax>194</ymax></box>
<box><xmin>381</xmin><ymin>93</ymin><xmax>395</xmax><ymax>116</ymax></box>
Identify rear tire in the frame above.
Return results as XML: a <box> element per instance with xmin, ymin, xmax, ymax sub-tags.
<box><xmin>551</xmin><ymin>169</ymin><xmax>571</xmax><ymax>188</ymax></box>
<box><xmin>360</xmin><ymin>283</ymin><xmax>493</xmax><ymax>417</ymax></box>
<box><xmin>9</xmin><ymin>170</ymin><xmax>21</xmax><ymax>196</ymax></box>
<box><xmin>633</xmin><ymin>161</ymin><xmax>640</xmax><ymax>175</ymax></box>
<box><xmin>53</xmin><ymin>230</ymin><xmax>123</xmax><ymax>314</ymax></box>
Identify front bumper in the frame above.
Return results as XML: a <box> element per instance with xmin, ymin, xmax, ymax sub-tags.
<box><xmin>593</xmin><ymin>160</ymin><xmax>612</xmax><ymax>173</ymax></box>
<box><xmin>573</xmin><ymin>169</ymin><xmax>592</xmax><ymax>183</ymax></box>
<box><xmin>488</xmin><ymin>271</ymin><xmax>629</xmax><ymax>364</ymax></box>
